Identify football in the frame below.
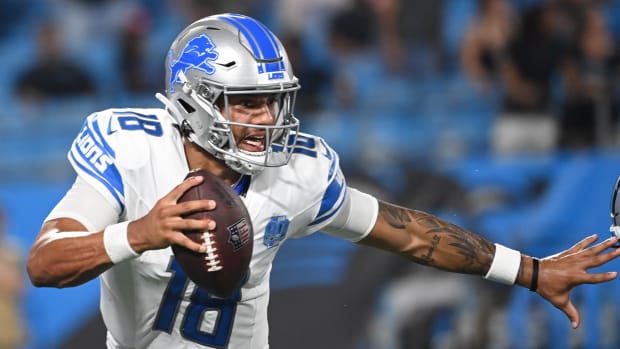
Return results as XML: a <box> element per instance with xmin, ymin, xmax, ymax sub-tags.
<box><xmin>172</xmin><ymin>168</ymin><xmax>253</xmax><ymax>299</ymax></box>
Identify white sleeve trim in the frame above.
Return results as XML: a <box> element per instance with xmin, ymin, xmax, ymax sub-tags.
<box><xmin>45</xmin><ymin>176</ymin><xmax>121</xmax><ymax>231</ymax></box>
<box><xmin>322</xmin><ymin>187</ymin><xmax>379</xmax><ymax>242</ymax></box>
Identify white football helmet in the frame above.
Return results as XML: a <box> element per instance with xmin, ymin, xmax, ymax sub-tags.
<box><xmin>156</xmin><ymin>13</ymin><xmax>300</xmax><ymax>175</ymax></box>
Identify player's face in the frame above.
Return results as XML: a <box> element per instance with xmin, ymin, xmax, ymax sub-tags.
<box><xmin>224</xmin><ymin>94</ymin><xmax>281</xmax><ymax>153</ymax></box>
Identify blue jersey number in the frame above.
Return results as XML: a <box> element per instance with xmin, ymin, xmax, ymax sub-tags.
<box><xmin>273</xmin><ymin>134</ymin><xmax>318</xmax><ymax>157</ymax></box>
<box><xmin>153</xmin><ymin>257</ymin><xmax>240</xmax><ymax>347</ymax></box>
<box><xmin>116</xmin><ymin>112</ymin><xmax>163</xmax><ymax>137</ymax></box>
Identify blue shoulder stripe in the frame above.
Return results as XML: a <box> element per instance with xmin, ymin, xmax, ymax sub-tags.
<box><xmin>69</xmin><ymin>151</ymin><xmax>124</xmax><ymax>212</ymax></box>
<box><xmin>70</xmin><ymin>115</ymin><xmax>125</xmax><ymax>211</ymax></box>
<box><xmin>320</xmin><ymin>139</ymin><xmax>337</xmax><ymax>181</ymax></box>
<box><xmin>310</xmin><ymin>175</ymin><xmax>346</xmax><ymax>226</ymax></box>
<box><xmin>310</xmin><ymin>141</ymin><xmax>346</xmax><ymax>226</ymax></box>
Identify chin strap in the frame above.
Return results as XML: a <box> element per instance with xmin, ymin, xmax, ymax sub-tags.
<box><xmin>155</xmin><ymin>92</ymin><xmax>184</xmax><ymax>126</ymax></box>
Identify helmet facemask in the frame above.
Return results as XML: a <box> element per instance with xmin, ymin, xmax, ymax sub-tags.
<box><xmin>157</xmin><ymin>71</ymin><xmax>300</xmax><ymax>175</ymax></box>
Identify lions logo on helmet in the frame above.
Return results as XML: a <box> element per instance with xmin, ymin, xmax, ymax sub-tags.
<box><xmin>168</xmin><ymin>34</ymin><xmax>218</xmax><ymax>93</ymax></box>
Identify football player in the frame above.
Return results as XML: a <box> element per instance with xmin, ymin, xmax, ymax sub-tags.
<box><xmin>27</xmin><ymin>13</ymin><xmax>620</xmax><ymax>349</ymax></box>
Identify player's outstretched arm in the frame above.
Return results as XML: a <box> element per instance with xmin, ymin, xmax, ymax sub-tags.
<box><xmin>27</xmin><ymin>176</ymin><xmax>212</xmax><ymax>288</ymax></box>
<box><xmin>358</xmin><ymin>200</ymin><xmax>620</xmax><ymax>329</ymax></box>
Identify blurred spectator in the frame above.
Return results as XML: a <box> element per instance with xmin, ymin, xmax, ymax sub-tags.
<box><xmin>52</xmin><ymin>0</ymin><xmax>138</xmax><ymax>56</ymax></box>
<box><xmin>325</xmin><ymin>2</ymin><xmax>378</xmax><ymax>110</ymax></box>
<box><xmin>167</xmin><ymin>0</ymin><xmax>253</xmax><ymax>23</ymax></box>
<box><xmin>0</xmin><ymin>207</ymin><xmax>26</xmax><ymax>349</ymax></box>
<box><xmin>119</xmin><ymin>7</ymin><xmax>155</xmax><ymax>93</ymax></box>
<box><xmin>0</xmin><ymin>0</ymin><xmax>31</xmax><ymax>40</ymax></box>
<box><xmin>327</xmin><ymin>2</ymin><xmax>376</xmax><ymax>58</ymax></box>
<box><xmin>545</xmin><ymin>0</ymin><xmax>594</xmax><ymax>54</ymax></box>
<box><xmin>48</xmin><ymin>0</ymin><xmax>148</xmax><ymax>98</ymax></box>
<box><xmin>558</xmin><ymin>6</ymin><xmax>620</xmax><ymax>148</ymax></box>
<box><xmin>274</xmin><ymin>0</ymin><xmax>351</xmax><ymax>37</ymax></box>
<box><xmin>322</xmin><ymin>0</ymin><xmax>426</xmax><ymax>104</ymax></box>
<box><xmin>361</xmin><ymin>0</ymin><xmax>444</xmax><ymax>75</ymax></box>
<box><xmin>460</xmin><ymin>0</ymin><xmax>518</xmax><ymax>93</ymax></box>
<box><xmin>392</xmin><ymin>0</ymin><xmax>444</xmax><ymax>75</ymax></box>
<box><xmin>367</xmin><ymin>0</ymin><xmax>406</xmax><ymax>73</ymax></box>
<box><xmin>15</xmin><ymin>19</ymin><xmax>96</xmax><ymax>102</ymax></box>
<box><xmin>491</xmin><ymin>3</ymin><xmax>568</xmax><ymax>154</ymax></box>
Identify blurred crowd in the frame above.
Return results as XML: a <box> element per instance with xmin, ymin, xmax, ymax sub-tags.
<box><xmin>0</xmin><ymin>0</ymin><xmax>618</xmax><ymax>180</ymax></box>
<box><xmin>1</xmin><ymin>0</ymin><xmax>620</xmax><ymax>348</ymax></box>
<box><xmin>462</xmin><ymin>0</ymin><xmax>620</xmax><ymax>151</ymax></box>
<box><xmin>0</xmin><ymin>0</ymin><xmax>618</xmax><ymax>166</ymax></box>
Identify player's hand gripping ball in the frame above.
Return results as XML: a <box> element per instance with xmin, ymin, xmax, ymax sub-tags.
<box><xmin>172</xmin><ymin>169</ymin><xmax>253</xmax><ymax>298</ymax></box>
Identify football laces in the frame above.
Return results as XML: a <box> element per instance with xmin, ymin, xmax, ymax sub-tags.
<box><xmin>202</xmin><ymin>231</ymin><xmax>223</xmax><ymax>271</ymax></box>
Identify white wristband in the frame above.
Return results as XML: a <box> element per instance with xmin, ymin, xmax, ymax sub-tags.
<box><xmin>103</xmin><ymin>222</ymin><xmax>139</xmax><ymax>264</ymax></box>
<box><xmin>484</xmin><ymin>243</ymin><xmax>521</xmax><ymax>285</ymax></box>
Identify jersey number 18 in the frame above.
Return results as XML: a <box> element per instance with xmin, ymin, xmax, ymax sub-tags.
<box><xmin>153</xmin><ymin>257</ymin><xmax>240</xmax><ymax>347</ymax></box>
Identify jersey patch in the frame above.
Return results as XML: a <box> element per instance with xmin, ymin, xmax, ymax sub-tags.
<box><xmin>264</xmin><ymin>215</ymin><xmax>289</xmax><ymax>248</ymax></box>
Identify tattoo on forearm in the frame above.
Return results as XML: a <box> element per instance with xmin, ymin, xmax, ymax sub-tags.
<box><xmin>419</xmin><ymin>234</ymin><xmax>441</xmax><ymax>265</ymax></box>
<box><xmin>380</xmin><ymin>204</ymin><xmax>412</xmax><ymax>229</ymax></box>
<box><xmin>378</xmin><ymin>202</ymin><xmax>495</xmax><ymax>274</ymax></box>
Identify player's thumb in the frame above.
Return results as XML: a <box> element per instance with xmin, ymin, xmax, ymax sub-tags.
<box><xmin>563</xmin><ymin>301</ymin><xmax>580</xmax><ymax>329</ymax></box>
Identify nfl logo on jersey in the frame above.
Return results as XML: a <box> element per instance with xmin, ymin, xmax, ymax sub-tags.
<box><xmin>227</xmin><ymin>218</ymin><xmax>251</xmax><ymax>251</ymax></box>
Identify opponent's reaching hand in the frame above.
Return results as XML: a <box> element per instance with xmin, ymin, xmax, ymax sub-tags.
<box><xmin>530</xmin><ymin>235</ymin><xmax>620</xmax><ymax>329</ymax></box>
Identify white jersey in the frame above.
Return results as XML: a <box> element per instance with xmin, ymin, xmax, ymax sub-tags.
<box><xmin>64</xmin><ymin>107</ymin><xmax>365</xmax><ymax>349</ymax></box>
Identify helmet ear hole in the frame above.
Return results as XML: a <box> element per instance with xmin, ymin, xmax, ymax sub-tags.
<box><xmin>177</xmin><ymin>99</ymin><xmax>196</xmax><ymax>113</ymax></box>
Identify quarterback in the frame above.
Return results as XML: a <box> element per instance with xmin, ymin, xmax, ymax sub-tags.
<box><xmin>27</xmin><ymin>13</ymin><xmax>620</xmax><ymax>349</ymax></box>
